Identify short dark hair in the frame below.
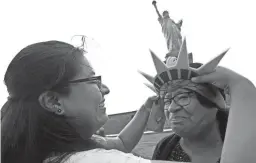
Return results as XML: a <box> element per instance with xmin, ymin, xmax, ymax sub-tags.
<box><xmin>190</xmin><ymin>62</ymin><xmax>228</xmax><ymax>142</ymax></box>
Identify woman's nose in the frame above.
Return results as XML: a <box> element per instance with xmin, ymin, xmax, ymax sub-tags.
<box><xmin>101</xmin><ymin>83</ymin><xmax>110</xmax><ymax>95</ymax></box>
<box><xmin>168</xmin><ymin>101</ymin><xmax>181</xmax><ymax>113</ymax></box>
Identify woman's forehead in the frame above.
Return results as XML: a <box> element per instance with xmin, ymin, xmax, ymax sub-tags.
<box><xmin>74</xmin><ymin>56</ymin><xmax>96</xmax><ymax>78</ymax></box>
<box><xmin>77</xmin><ymin>55</ymin><xmax>92</xmax><ymax>67</ymax></box>
<box><xmin>166</xmin><ymin>88</ymin><xmax>191</xmax><ymax>96</ymax></box>
<box><xmin>79</xmin><ymin>66</ymin><xmax>95</xmax><ymax>78</ymax></box>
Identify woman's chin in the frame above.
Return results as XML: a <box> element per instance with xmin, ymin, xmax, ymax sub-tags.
<box><xmin>101</xmin><ymin>114</ymin><xmax>109</xmax><ymax>123</ymax></box>
<box><xmin>97</xmin><ymin>112</ymin><xmax>109</xmax><ymax>125</ymax></box>
<box><xmin>171</xmin><ymin>125</ymin><xmax>186</xmax><ymax>135</ymax></box>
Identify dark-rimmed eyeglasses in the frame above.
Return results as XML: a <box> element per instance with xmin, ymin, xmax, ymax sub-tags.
<box><xmin>68</xmin><ymin>76</ymin><xmax>102</xmax><ymax>88</ymax></box>
<box><xmin>164</xmin><ymin>92</ymin><xmax>195</xmax><ymax>107</ymax></box>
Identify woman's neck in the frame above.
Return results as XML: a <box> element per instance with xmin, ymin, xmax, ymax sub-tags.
<box><xmin>182</xmin><ymin>121</ymin><xmax>223</xmax><ymax>150</ymax></box>
<box><xmin>180</xmin><ymin>121</ymin><xmax>223</xmax><ymax>163</ymax></box>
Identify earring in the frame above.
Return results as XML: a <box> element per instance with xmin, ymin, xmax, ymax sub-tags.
<box><xmin>54</xmin><ymin>105</ymin><xmax>63</xmax><ymax>114</ymax></box>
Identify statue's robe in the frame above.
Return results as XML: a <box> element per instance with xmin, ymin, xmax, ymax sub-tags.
<box><xmin>158</xmin><ymin>17</ymin><xmax>182</xmax><ymax>58</ymax></box>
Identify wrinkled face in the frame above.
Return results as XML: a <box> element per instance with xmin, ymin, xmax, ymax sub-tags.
<box><xmin>59</xmin><ymin>55</ymin><xmax>110</xmax><ymax>139</ymax></box>
<box><xmin>164</xmin><ymin>88</ymin><xmax>217</xmax><ymax>137</ymax></box>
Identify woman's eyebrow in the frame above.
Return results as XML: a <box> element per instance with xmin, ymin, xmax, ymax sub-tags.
<box><xmin>166</xmin><ymin>91</ymin><xmax>188</xmax><ymax>98</ymax></box>
<box><xmin>174</xmin><ymin>90</ymin><xmax>187</xmax><ymax>95</ymax></box>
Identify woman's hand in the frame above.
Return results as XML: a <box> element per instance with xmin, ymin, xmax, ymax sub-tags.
<box><xmin>143</xmin><ymin>96</ymin><xmax>159</xmax><ymax>112</ymax></box>
<box><xmin>192</xmin><ymin>66</ymin><xmax>245</xmax><ymax>90</ymax></box>
<box><xmin>143</xmin><ymin>96</ymin><xmax>165</xmax><ymax>132</ymax></box>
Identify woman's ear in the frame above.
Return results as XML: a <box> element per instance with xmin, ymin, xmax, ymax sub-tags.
<box><xmin>38</xmin><ymin>91</ymin><xmax>64</xmax><ymax>115</ymax></box>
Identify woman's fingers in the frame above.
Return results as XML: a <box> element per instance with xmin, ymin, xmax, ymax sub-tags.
<box><xmin>191</xmin><ymin>72</ymin><xmax>217</xmax><ymax>84</ymax></box>
<box><xmin>144</xmin><ymin>96</ymin><xmax>158</xmax><ymax>108</ymax></box>
<box><xmin>192</xmin><ymin>72</ymin><xmax>227</xmax><ymax>90</ymax></box>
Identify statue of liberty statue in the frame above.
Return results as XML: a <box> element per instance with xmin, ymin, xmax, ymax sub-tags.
<box><xmin>152</xmin><ymin>1</ymin><xmax>192</xmax><ymax>62</ymax></box>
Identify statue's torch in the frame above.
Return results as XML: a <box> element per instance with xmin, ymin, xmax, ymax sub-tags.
<box><xmin>152</xmin><ymin>0</ymin><xmax>157</xmax><ymax>8</ymax></box>
<box><xmin>152</xmin><ymin>1</ymin><xmax>162</xmax><ymax>18</ymax></box>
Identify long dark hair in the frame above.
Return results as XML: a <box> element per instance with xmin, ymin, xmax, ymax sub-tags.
<box><xmin>1</xmin><ymin>41</ymin><xmax>102</xmax><ymax>163</ymax></box>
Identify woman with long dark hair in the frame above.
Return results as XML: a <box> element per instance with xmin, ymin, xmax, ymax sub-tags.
<box><xmin>1</xmin><ymin>40</ymin><xmax>159</xmax><ymax>163</ymax></box>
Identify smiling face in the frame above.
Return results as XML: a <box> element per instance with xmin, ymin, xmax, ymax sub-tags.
<box><xmin>58</xmin><ymin>55</ymin><xmax>110</xmax><ymax>139</ymax></box>
<box><xmin>164</xmin><ymin>88</ymin><xmax>218</xmax><ymax>138</ymax></box>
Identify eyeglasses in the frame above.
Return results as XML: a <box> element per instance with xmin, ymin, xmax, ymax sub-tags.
<box><xmin>68</xmin><ymin>76</ymin><xmax>102</xmax><ymax>88</ymax></box>
<box><xmin>164</xmin><ymin>92</ymin><xmax>195</xmax><ymax>107</ymax></box>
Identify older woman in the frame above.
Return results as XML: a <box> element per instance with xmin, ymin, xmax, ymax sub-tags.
<box><xmin>152</xmin><ymin>62</ymin><xmax>228</xmax><ymax>163</ymax></box>
<box><xmin>139</xmin><ymin>39</ymin><xmax>256</xmax><ymax>163</ymax></box>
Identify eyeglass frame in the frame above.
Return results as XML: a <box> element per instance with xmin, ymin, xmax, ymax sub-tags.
<box><xmin>67</xmin><ymin>75</ymin><xmax>102</xmax><ymax>89</ymax></box>
<box><xmin>163</xmin><ymin>91</ymin><xmax>195</xmax><ymax>109</ymax></box>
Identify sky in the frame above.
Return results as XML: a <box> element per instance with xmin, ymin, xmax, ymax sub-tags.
<box><xmin>0</xmin><ymin>0</ymin><xmax>256</xmax><ymax>114</ymax></box>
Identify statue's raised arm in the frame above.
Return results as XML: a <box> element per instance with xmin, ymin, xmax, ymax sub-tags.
<box><xmin>152</xmin><ymin>1</ymin><xmax>162</xmax><ymax>19</ymax></box>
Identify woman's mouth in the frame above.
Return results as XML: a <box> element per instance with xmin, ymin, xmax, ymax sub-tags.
<box><xmin>99</xmin><ymin>103</ymin><xmax>105</xmax><ymax>107</ymax></box>
<box><xmin>99</xmin><ymin>99</ymin><xmax>105</xmax><ymax>107</ymax></box>
<box><xmin>98</xmin><ymin>105</ymin><xmax>106</xmax><ymax>113</ymax></box>
<box><xmin>98</xmin><ymin>99</ymin><xmax>106</xmax><ymax>113</ymax></box>
<box><xmin>171</xmin><ymin>119</ymin><xmax>184</xmax><ymax>124</ymax></box>
<box><xmin>170</xmin><ymin>116</ymin><xmax>186</xmax><ymax>124</ymax></box>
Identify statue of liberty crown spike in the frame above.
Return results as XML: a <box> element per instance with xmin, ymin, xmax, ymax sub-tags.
<box><xmin>139</xmin><ymin>38</ymin><xmax>230</xmax><ymax>94</ymax></box>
